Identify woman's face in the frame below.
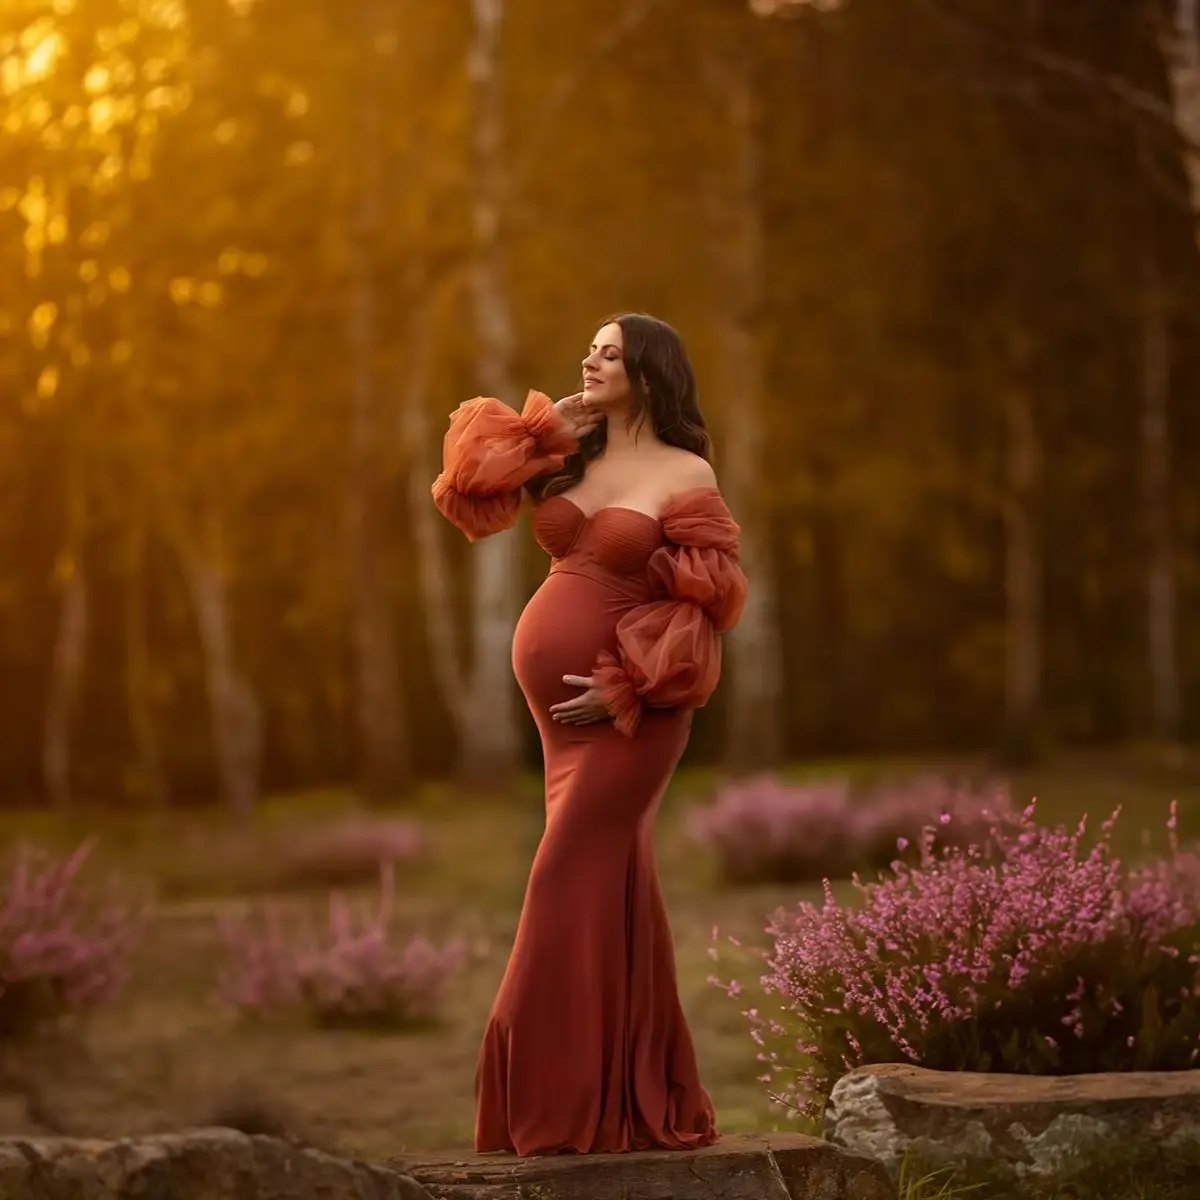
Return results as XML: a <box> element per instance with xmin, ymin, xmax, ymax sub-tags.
<box><xmin>580</xmin><ymin>322</ymin><xmax>631</xmax><ymax>410</ymax></box>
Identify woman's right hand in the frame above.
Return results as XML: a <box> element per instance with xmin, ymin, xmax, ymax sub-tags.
<box><xmin>554</xmin><ymin>392</ymin><xmax>604</xmax><ymax>439</ymax></box>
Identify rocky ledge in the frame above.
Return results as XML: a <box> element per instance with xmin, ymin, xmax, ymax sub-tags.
<box><xmin>824</xmin><ymin>1063</ymin><xmax>1200</xmax><ymax>1178</ymax></box>
<box><xmin>0</xmin><ymin>1129</ymin><xmax>433</xmax><ymax>1200</ymax></box>
<box><xmin>400</xmin><ymin>1132</ymin><xmax>894</xmax><ymax>1199</ymax></box>
<box><xmin>0</xmin><ymin>1127</ymin><xmax>896</xmax><ymax>1200</ymax></box>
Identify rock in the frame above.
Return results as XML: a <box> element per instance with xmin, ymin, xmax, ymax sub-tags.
<box><xmin>400</xmin><ymin>1132</ymin><xmax>895</xmax><ymax>1199</ymax></box>
<box><xmin>0</xmin><ymin>1128</ymin><xmax>434</xmax><ymax>1200</ymax></box>
<box><xmin>824</xmin><ymin>1063</ymin><xmax>1200</xmax><ymax>1179</ymax></box>
<box><xmin>0</xmin><ymin>1127</ymin><xmax>898</xmax><ymax>1199</ymax></box>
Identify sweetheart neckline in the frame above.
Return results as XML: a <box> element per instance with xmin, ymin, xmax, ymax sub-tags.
<box><xmin>543</xmin><ymin>495</ymin><xmax>662</xmax><ymax>526</ymax></box>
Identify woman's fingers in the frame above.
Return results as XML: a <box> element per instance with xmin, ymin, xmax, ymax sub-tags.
<box><xmin>551</xmin><ymin>677</ymin><xmax>607</xmax><ymax>724</ymax></box>
<box><xmin>556</xmin><ymin>710</ymin><xmax>606</xmax><ymax>724</ymax></box>
<box><xmin>550</xmin><ymin>700</ymin><xmax>607</xmax><ymax>723</ymax></box>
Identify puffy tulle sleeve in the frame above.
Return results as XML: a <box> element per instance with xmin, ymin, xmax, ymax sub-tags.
<box><xmin>592</xmin><ymin>486</ymin><xmax>748</xmax><ymax>737</ymax></box>
<box><xmin>431</xmin><ymin>390</ymin><xmax>578</xmax><ymax>541</ymax></box>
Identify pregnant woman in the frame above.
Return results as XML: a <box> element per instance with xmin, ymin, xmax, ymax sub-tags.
<box><xmin>432</xmin><ymin>312</ymin><xmax>747</xmax><ymax>1157</ymax></box>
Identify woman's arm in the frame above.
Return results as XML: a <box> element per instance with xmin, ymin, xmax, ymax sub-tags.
<box><xmin>591</xmin><ymin>485</ymin><xmax>747</xmax><ymax>736</ymax></box>
<box><xmin>431</xmin><ymin>390</ymin><xmax>578</xmax><ymax>541</ymax></box>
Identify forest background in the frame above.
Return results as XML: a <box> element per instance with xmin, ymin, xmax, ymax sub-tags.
<box><xmin>3</xmin><ymin>0</ymin><xmax>1200</xmax><ymax>812</ymax></box>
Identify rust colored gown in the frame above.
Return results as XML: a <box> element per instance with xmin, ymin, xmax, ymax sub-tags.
<box><xmin>432</xmin><ymin>389</ymin><xmax>747</xmax><ymax>1157</ymax></box>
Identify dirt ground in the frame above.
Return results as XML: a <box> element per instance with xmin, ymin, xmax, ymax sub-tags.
<box><xmin>2</xmin><ymin>751</ymin><xmax>1196</xmax><ymax>1162</ymax></box>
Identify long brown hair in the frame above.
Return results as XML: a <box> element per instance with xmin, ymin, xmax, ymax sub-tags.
<box><xmin>527</xmin><ymin>313</ymin><xmax>712</xmax><ymax>502</ymax></box>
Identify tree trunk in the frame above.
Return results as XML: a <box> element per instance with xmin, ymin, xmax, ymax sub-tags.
<box><xmin>177</xmin><ymin>517</ymin><xmax>261</xmax><ymax>816</ymax></box>
<box><xmin>399</xmin><ymin>292</ymin><xmax>468</xmax><ymax>716</ymax></box>
<box><xmin>699</xmin><ymin>17</ymin><xmax>785</xmax><ymax>770</ymax></box>
<box><xmin>1000</xmin><ymin>331</ymin><xmax>1043</xmax><ymax>764</ymax></box>
<box><xmin>461</xmin><ymin>0</ymin><xmax>523</xmax><ymax>785</ymax></box>
<box><xmin>125</xmin><ymin>517</ymin><xmax>169</xmax><ymax>806</ymax></box>
<box><xmin>810</xmin><ymin>461</ymin><xmax>849</xmax><ymax>753</ymax></box>
<box><xmin>429</xmin><ymin>0</ymin><xmax>677</xmax><ymax>783</ymax></box>
<box><xmin>1161</xmin><ymin>0</ymin><xmax>1200</xmax><ymax>237</ymax></box>
<box><xmin>346</xmin><ymin>0</ymin><xmax>409</xmax><ymax>801</ymax></box>
<box><xmin>44</xmin><ymin>551</ymin><xmax>88</xmax><ymax>809</ymax></box>
<box><xmin>1138</xmin><ymin>204</ymin><xmax>1180</xmax><ymax>742</ymax></box>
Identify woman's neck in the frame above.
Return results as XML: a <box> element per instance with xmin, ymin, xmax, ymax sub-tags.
<box><xmin>601</xmin><ymin>412</ymin><xmax>657</xmax><ymax>457</ymax></box>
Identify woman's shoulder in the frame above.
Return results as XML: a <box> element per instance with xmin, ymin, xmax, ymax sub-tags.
<box><xmin>656</xmin><ymin>446</ymin><xmax>718</xmax><ymax>492</ymax></box>
<box><xmin>657</xmin><ymin>462</ymin><xmax>738</xmax><ymax>550</ymax></box>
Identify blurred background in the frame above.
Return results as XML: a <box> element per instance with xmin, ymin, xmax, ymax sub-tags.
<box><xmin>4</xmin><ymin>0</ymin><xmax>1200</xmax><ymax>1163</ymax></box>
<box><xmin>2</xmin><ymin>0</ymin><xmax>1198</xmax><ymax>809</ymax></box>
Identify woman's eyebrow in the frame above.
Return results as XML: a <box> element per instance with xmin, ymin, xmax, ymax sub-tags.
<box><xmin>590</xmin><ymin>343</ymin><xmax>621</xmax><ymax>353</ymax></box>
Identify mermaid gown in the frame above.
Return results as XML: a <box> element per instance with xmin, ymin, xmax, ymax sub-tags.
<box><xmin>432</xmin><ymin>389</ymin><xmax>747</xmax><ymax>1156</ymax></box>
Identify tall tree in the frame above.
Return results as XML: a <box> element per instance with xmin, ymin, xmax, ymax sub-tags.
<box><xmin>454</xmin><ymin>0</ymin><xmax>525</xmax><ymax>784</ymax></box>
<box><xmin>1137</xmin><ymin>133</ymin><xmax>1181</xmax><ymax>741</ymax></box>
<box><xmin>694</xmin><ymin>4</ymin><xmax>785</xmax><ymax>768</ymax></box>
<box><xmin>344</xmin><ymin>0</ymin><xmax>409</xmax><ymax>800</ymax></box>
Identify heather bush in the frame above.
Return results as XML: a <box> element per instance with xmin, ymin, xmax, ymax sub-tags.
<box><xmin>686</xmin><ymin>778</ymin><xmax>856</xmax><ymax>883</ymax></box>
<box><xmin>687</xmin><ymin>774</ymin><xmax>1010</xmax><ymax>885</ymax></box>
<box><xmin>854</xmin><ymin>775</ymin><xmax>1012</xmax><ymax>867</ymax></box>
<box><xmin>267</xmin><ymin>817</ymin><xmax>426</xmax><ymax>891</ymax></box>
<box><xmin>715</xmin><ymin>801</ymin><xmax>1200</xmax><ymax>1120</ymax></box>
<box><xmin>217</xmin><ymin>863</ymin><xmax>465</xmax><ymax>1029</ymax></box>
<box><xmin>0</xmin><ymin>841</ymin><xmax>147</xmax><ymax>1042</ymax></box>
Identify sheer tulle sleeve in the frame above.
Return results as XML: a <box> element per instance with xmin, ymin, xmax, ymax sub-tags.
<box><xmin>592</xmin><ymin>486</ymin><xmax>748</xmax><ymax>737</ymax></box>
<box><xmin>431</xmin><ymin>390</ymin><xmax>578</xmax><ymax>541</ymax></box>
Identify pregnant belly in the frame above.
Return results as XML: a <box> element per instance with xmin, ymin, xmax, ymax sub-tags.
<box><xmin>512</xmin><ymin>572</ymin><xmax>633</xmax><ymax>712</ymax></box>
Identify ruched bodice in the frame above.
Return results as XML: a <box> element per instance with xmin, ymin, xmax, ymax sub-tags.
<box><xmin>533</xmin><ymin>498</ymin><xmax>665</xmax><ymax>598</ymax></box>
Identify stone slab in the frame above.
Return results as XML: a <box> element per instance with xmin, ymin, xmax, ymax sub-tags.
<box><xmin>400</xmin><ymin>1132</ymin><xmax>895</xmax><ymax>1200</ymax></box>
<box><xmin>824</xmin><ymin>1063</ymin><xmax>1200</xmax><ymax>1177</ymax></box>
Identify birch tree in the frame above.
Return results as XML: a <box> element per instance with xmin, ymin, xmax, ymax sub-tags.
<box><xmin>418</xmin><ymin>0</ymin><xmax>669</xmax><ymax>783</ymax></box>
<box><xmin>452</xmin><ymin>0</ymin><xmax>525</xmax><ymax>784</ymax></box>
<box><xmin>344</xmin><ymin>0</ymin><xmax>409</xmax><ymax>800</ymax></box>
<box><xmin>695</xmin><ymin>7</ymin><xmax>785</xmax><ymax>768</ymax></box>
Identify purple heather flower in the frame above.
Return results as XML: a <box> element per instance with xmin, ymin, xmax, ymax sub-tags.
<box><xmin>718</xmin><ymin>801</ymin><xmax>1200</xmax><ymax>1121</ymax></box>
<box><xmin>217</xmin><ymin>863</ymin><xmax>464</xmax><ymax>1028</ymax></box>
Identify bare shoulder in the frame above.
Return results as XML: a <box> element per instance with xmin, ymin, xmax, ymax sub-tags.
<box><xmin>662</xmin><ymin>448</ymin><xmax>718</xmax><ymax>492</ymax></box>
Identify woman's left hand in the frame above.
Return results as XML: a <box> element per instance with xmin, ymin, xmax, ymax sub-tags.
<box><xmin>550</xmin><ymin>675</ymin><xmax>611</xmax><ymax>725</ymax></box>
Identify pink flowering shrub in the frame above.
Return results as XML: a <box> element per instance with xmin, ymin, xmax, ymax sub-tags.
<box><xmin>853</xmin><ymin>775</ymin><xmax>1013</xmax><ymax>867</ymax></box>
<box><xmin>268</xmin><ymin>818</ymin><xmax>427</xmax><ymax>891</ymax></box>
<box><xmin>718</xmin><ymin>802</ymin><xmax>1200</xmax><ymax>1119</ymax></box>
<box><xmin>687</xmin><ymin>778</ymin><xmax>856</xmax><ymax>883</ymax></box>
<box><xmin>687</xmin><ymin>774</ymin><xmax>1010</xmax><ymax>884</ymax></box>
<box><xmin>0</xmin><ymin>841</ymin><xmax>147</xmax><ymax>1041</ymax></box>
<box><xmin>217</xmin><ymin>863</ymin><xmax>465</xmax><ymax>1029</ymax></box>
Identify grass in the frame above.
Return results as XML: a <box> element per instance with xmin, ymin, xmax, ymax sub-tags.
<box><xmin>0</xmin><ymin>749</ymin><xmax>1198</xmax><ymax>1166</ymax></box>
